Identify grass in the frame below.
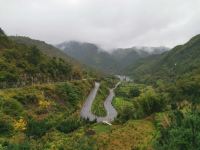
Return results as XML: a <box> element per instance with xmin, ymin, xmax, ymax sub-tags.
<box><xmin>94</xmin><ymin>120</ymin><xmax>156</xmax><ymax>150</ymax></box>
<box><xmin>92</xmin><ymin>123</ymin><xmax>111</xmax><ymax>134</ymax></box>
<box><xmin>112</xmin><ymin>97</ymin><xmax>134</xmax><ymax>113</ymax></box>
<box><xmin>91</xmin><ymin>81</ymin><xmax>109</xmax><ymax>117</ymax></box>
<box><xmin>36</xmin><ymin>119</ymin><xmax>156</xmax><ymax>150</ymax></box>
<box><xmin>115</xmin><ymin>82</ymin><xmax>146</xmax><ymax>96</ymax></box>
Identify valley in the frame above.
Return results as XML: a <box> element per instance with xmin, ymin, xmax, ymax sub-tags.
<box><xmin>1</xmin><ymin>27</ymin><xmax>200</xmax><ymax>150</ymax></box>
<box><xmin>1</xmin><ymin>0</ymin><xmax>200</xmax><ymax>149</ymax></box>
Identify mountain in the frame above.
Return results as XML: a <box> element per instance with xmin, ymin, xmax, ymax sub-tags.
<box><xmin>56</xmin><ymin>41</ymin><xmax>169</xmax><ymax>74</ymax></box>
<box><xmin>0</xmin><ymin>28</ymin><xmax>5</xmax><ymax>35</ymax></box>
<box><xmin>126</xmin><ymin>34</ymin><xmax>200</xmax><ymax>83</ymax></box>
<box><xmin>10</xmin><ymin>36</ymin><xmax>101</xmax><ymax>78</ymax></box>
<box><xmin>111</xmin><ymin>46</ymin><xmax>169</xmax><ymax>72</ymax></box>
<box><xmin>0</xmin><ymin>29</ymin><xmax>86</xmax><ymax>88</ymax></box>
<box><xmin>10</xmin><ymin>36</ymin><xmax>75</xmax><ymax>64</ymax></box>
<box><xmin>0</xmin><ymin>28</ymin><xmax>11</xmax><ymax>49</ymax></box>
<box><xmin>57</xmin><ymin>41</ymin><xmax>117</xmax><ymax>73</ymax></box>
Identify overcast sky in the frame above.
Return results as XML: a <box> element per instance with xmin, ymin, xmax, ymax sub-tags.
<box><xmin>1</xmin><ymin>0</ymin><xmax>200</xmax><ymax>49</ymax></box>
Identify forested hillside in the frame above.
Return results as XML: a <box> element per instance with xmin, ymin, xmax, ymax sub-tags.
<box><xmin>10</xmin><ymin>36</ymin><xmax>75</xmax><ymax>64</ymax></box>
<box><xmin>0</xmin><ymin>28</ymin><xmax>96</xmax><ymax>149</ymax></box>
<box><xmin>0</xmin><ymin>29</ymin><xmax>84</xmax><ymax>88</ymax></box>
<box><xmin>57</xmin><ymin>41</ymin><xmax>117</xmax><ymax>73</ymax></box>
<box><xmin>121</xmin><ymin>34</ymin><xmax>200</xmax><ymax>149</ymax></box>
<box><xmin>127</xmin><ymin>34</ymin><xmax>200</xmax><ymax>84</ymax></box>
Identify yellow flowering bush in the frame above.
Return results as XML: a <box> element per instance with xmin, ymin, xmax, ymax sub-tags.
<box><xmin>39</xmin><ymin>100</ymin><xmax>51</xmax><ymax>109</ymax></box>
<box><xmin>14</xmin><ymin>118</ymin><xmax>27</xmax><ymax>131</ymax></box>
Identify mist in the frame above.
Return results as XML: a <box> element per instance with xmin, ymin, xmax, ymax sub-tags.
<box><xmin>1</xmin><ymin>0</ymin><xmax>200</xmax><ymax>49</ymax></box>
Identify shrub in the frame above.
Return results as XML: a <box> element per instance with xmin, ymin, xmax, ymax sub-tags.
<box><xmin>136</xmin><ymin>88</ymin><xmax>166</xmax><ymax>117</ymax></box>
<box><xmin>1</xmin><ymin>140</ymin><xmax>30</xmax><ymax>150</ymax></box>
<box><xmin>26</xmin><ymin>118</ymin><xmax>52</xmax><ymax>138</ymax></box>
<box><xmin>13</xmin><ymin>93</ymin><xmax>38</xmax><ymax>105</ymax></box>
<box><xmin>0</xmin><ymin>113</ymin><xmax>13</xmax><ymax>135</ymax></box>
<box><xmin>117</xmin><ymin>106</ymin><xmax>136</xmax><ymax>123</ymax></box>
<box><xmin>3</xmin><ymin>99</ymin><xmax>23</xmax><ymax>117</ymax></box>
<box><xmin>155</xmin><ymin>111</ymin><xmax>200</xmax><ymax>149</ymax></box>
<box><xmin>57</xmin><ymin>117</ymin><xmax>82</xmax><ymax>134</ymax></box>
<box><xmin>129</xmin><ymin>87</ymin><xmax>140</xmax><ymax>98</ymax></box>
<box><xmin>56</xmin><ymin>83</ymin><xmax>81</xmax><ymax>106</ymax></box>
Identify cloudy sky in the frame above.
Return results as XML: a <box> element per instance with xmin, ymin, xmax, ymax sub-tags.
<box><xmin>1</xmin><ymin>0</ymin><xmax>200</xmax><ymax>49</ymax></box>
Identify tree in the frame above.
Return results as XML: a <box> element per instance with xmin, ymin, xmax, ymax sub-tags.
<box><xmin>155</xmin><ymin>111</ymin><xmax>200</xmax><ymax>150</ymax></box>
<box><xmin>27</xmin><ymin>46</ymin><xmax>42</xmax><ymax>65</ymax></box>
<box><xmin>129</xmin><ymin>87</ymin><xmax>140</xmax><ymax>98</ymax></box>
<box><xmin>26</xmin><ymin>118</ymin><xmax>51</xmax><ymax>138</ymax></box>
<box><xmin>137</xmin><ymin>88</ymin><xmax>165</xmax><ymax>116</ymax></box>
<box><xmin>56</xmin><ymin>117</ymin><xmax>81</xmax><ymax>134</ymax></box>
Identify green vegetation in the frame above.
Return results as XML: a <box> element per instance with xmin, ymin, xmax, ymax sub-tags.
<box><xmin>113</xmin><ymin>82</ymin><xmax>167</xmax><ymax>123</ymax></box>
<box><xmin>0</xmin><ymin>30</ymin><xmax>87</xmax><ymax>89</ymax></box>
<box><xmin>0</xmin><ymin>28</ymin><xmax>100</xmax><ymax>149</ymax></box>
<box><xmin>92</xmin><ymin>123</ymin><xmax>111</xmax><ymax>134</ymax></box>
<box><xmin>127</xmin><ymin>34</ymin><xmax>200</xmax><ymax>84</ymax></box>
<box><xmin>117</xmin><ymin>34</ymin><xmax>200</xmax><ymax>149</ymax></box>
<box><xmin>113</xmin><ymin>74</ymin><xmax>200</xmax><ymax>149</ymax></box>
<box><xmin>94</xmin><ymin>120</ymin><xmax>155</xmax><ymax>150</ymax></box>
<box><xmin>113</xmin><ymin>97</ymin><xmax>133</xmax><ymax>112</ymax></box>
<box><xmin>152</xmin><ymin>75</ymin><xmax>200</xmax><ymax>149</ymax></box>
<box><xmin>28</xmin><ymin>119</ymin><xmax>155</xmax><ymax>150</ymax></box>
<box><xmin>2</xmin><ymin>26</ymin><xmax>200</xmax><ymax>149</ymax></box>
<box><xmin>0</xmin><ymin>79</ymin><xmax>94</xmax><ymax>149</ymax></box>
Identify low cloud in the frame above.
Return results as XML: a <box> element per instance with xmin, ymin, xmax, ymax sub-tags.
<box><xmin>1</xmin><ymin>0</ymin><xmax>200</xmax><ymax>49</ymax></box>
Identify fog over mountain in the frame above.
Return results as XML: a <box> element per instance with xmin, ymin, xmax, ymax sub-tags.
<box><xmin>1</xmin><ymin>0</ymin><xmax>200</xmax><ymax>49</ymax></box>
<box><xmin>57</xmin><ymin>41</ymin><xmax>169</xmax><ymax>73</ymax></box>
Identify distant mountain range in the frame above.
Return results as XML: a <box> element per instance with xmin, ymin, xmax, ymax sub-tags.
<box><xmin>11</xmin><ymin>34</ymin><xmax>200</xmax><ymax>85</ymax></box>
<box><xmin>56</xmin><ymin>41</ymin><xmax>169</xmax><ymax>74</ymax></box>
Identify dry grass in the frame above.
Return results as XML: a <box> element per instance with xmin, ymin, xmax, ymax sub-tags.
<box><xmin>94</xmin><ymin>120</ymin><xmax>156</xmax><ymax>150</ymax></box>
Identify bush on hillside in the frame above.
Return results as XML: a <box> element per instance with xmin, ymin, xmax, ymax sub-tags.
<box><xmin>129</xmin><ymin>87</ymin><xmax>141</xmax><ymax>98</ymax></box>
<box><xmin>1</xmin><ymin>140</ymin><xmax>30</xmax><ymax>150</ymax></box>
<box><xmin>0</xmin><ymin>113</ymin><xmax>13</xmax><ymax>135</ymax></box>
<box><xmin>2</xmin><ymin>99</ymin><xmax>23</xmax><ymax>117</ymax></box>
<box><xmin>56</xmin><ymin>83</ymin><xmax>81</xmax><ymax>106</ymax></box>
<box><xmin>116</xmin><ymin>105</ymin><xmax>136</xmax><ymax>123</ymax></box>
<box><xmin>135</xmin><ymin>88</ymin><xmax>166</xmax><ymax>117</ymax></box>
<box><xmin>56</xmin><ymin>117</ymin><xmax>82</xmax><ymax>134</ymax></box>
<box><xmin>155</xmin><ymin>110</ymin><xmax>200</xmax><ymax>149</ymax></box>
<box><xmin>26</xmin><ymin>118</ymin><xmax>52</xmax><ymax>138</ymax></box>
<box><xmin>13</xmin><ymin>93</ymin><xmax>38</xmax><ymax>105</ymax></box>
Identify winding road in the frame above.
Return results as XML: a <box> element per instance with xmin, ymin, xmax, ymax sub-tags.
<box><xmin>80</xmin><ymin>81</ymin><xmax>120</xmax><ymax>122</ymax></box>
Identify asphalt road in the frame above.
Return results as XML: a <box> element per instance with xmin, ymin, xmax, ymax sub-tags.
<box><xmin>80</xmin><ymin>81</ymin><xmax>120</xmax><ymax>122</ymax></box>
<box><xmin>80</xmin><ymin>82</ymin><xmax>100</xmax><ymax>121</ymax></box>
